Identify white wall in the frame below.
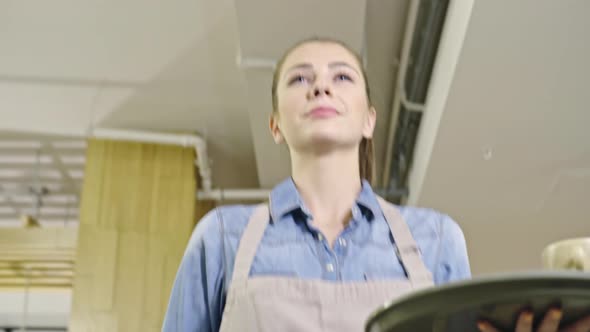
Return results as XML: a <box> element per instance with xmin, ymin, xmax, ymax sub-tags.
<box><xmin>0</xmin><ymin>289</ymin><xmax>71</xmax><ymax>329</ymax></box>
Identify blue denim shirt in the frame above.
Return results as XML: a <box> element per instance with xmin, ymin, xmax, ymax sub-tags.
<box><xmin>162</xmin><ymin>178</ymin><xmax>471</xmax><ymax>332</ymax></box>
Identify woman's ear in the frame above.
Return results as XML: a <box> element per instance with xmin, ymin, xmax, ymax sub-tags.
<box><xmin>269</xmin><ymin>114</ymin><xmax>284</xmax><ymax>144</ymax></box>
<box><xmin>362</xmin><ymin>106</ymin><xmax>377</xmax><ymax>139</ymax></box>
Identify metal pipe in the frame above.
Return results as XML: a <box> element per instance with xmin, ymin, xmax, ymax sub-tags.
<box><xmin>0</xmin><ymin>128</ymin><xmax>275</xmax><ymax>202</ymax></box>
<box><xmin>197</xmin><ymin>188</ymin><xmax>270</xmax><ymax>201</ymax></box>
<box><xmin>90</xmin><ymin>128</ymin><xmax>212</xmax><ymax>191</ymax></box>
<box><xmin>92</xmin><ymin>128</ymin><xmax>193</xmax><ymax>147</ymax></box>
<box><xmin>381</xmin><ymin>0</ymin><xmax>422</xmax><ymax>187</ymax></box>
<box><xmin>236</xmin><ymin>53</ymin><xmax>276</xmax><ymax>70</ymax></box>
<box><xmin>400</xmin><ymin>88</ymin><xmax>426</xmax><ymax>112</ymax></box>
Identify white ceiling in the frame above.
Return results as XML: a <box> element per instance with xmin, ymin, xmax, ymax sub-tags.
<box><xmin>0</xmin><ymin>0</ymin><xmax>407</xmax><ymax>189</ymax></box>
<box><xmin>0</xmin><ymin>289</ymin><xmax>71</xmax><ymax>329</ymax></box>
<box><xmin>0</xmin><ymin>0</ymin><xmax>406</xmax><ymax>226</ymax></box>
<box><xmin>0</xmin><ymin>0</ymin><xmax>588</xmax><ymax>279</ymax></box>
<box><xmin>0</xmin><ymin>0</ymin><xmax>260</xmax><ymax>188</ymax></box>
<box><xmin>0</xmin><ymin>131</ymin><xmax>83</xmax><ymax>226</ymax></box>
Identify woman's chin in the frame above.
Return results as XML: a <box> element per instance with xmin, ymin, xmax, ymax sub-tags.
<box><xmin>295</xmin><ymin>135</ymin><xmax>358</xmax><ymax>153</ymax></box>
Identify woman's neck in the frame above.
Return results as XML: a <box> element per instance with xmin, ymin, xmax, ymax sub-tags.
<box><xmin>291</xmin><ymin>148</ymin><xmax>362</xmax><ymax>228</ymax></box>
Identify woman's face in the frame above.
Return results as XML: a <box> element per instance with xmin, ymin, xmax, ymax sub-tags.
<box><xmin>270</xmin><ymin>41</ymin><xmax>376</xmax><ymax>153</ymax></box>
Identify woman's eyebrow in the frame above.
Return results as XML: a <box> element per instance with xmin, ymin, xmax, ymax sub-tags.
<box><xmin>328</xmin><ymin>61</ymin><xmax>360</xmax><ymax>75</ymax></box>
<box><xmin>284</xmin><ymin>63</ymin><xmax>313</xmax><ymax>75</ymax></box>
<box><xmin>284</xmin><ymin>62</ymin><xmax>360</xmax><ymax>76</ymax></box>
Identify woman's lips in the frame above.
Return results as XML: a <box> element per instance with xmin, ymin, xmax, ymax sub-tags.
<box><xmin>307</xmin><ymin>107</ymin><xmax>339</xmax><ymax>118</ymax></box>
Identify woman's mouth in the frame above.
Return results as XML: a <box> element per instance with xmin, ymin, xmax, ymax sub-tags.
<box><xmin>307</xmin><ymin>107</ymin><xmax>339</xmax><ymax>118</ymax></box>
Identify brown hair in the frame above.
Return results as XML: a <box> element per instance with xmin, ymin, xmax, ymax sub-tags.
<box><xmin>271</xmin><ymin>37</ymin><xmax>375</xmax><ymax>183</ymax></box>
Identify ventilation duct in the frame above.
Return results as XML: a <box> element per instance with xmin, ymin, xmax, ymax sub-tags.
<box><xmin>380</xmin><ymin>0</ymin><xmax>450</xmax><ymax>203</ymax></box>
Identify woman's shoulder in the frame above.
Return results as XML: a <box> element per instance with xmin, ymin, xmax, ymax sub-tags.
<box><xmin>395</xmin><ymin>204</ymin><xmax>464</xmax><ymax>241</ymax></box>
<box><xmin>394</xmin><ymin>204</ymin><xmax>471</xmax><ymax>282</ymax></box>
<box><xmin>193</xmin><ymin>203</ymin><xmax>265</xmax><ymax>239</ymax></box>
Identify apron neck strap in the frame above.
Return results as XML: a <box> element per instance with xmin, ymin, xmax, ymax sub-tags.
<box><xmin>376</xmin><ymin>196</ymin><xmax>433</xmax><ymax>288</ymax></box>
<box><xmin>230</xmin><ymin>197</ymin><xmax>433</xmax><ymax>288</ymax></box>
<box><xmin>230</xmin><ymin>204</ymin><xmax>270</xmax><ymax>286</ymax></box>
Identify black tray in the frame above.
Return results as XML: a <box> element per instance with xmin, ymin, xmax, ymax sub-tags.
<box><xmin>365</xmin><ymin>272</ymin><xmax>590</xmax><ymax>332</ymax></box>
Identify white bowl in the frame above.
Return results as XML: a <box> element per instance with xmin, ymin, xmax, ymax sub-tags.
<box><xmin>542</xmin><ymin>237</ymin><xmax>590</xmax><ymax>271</ymax></box>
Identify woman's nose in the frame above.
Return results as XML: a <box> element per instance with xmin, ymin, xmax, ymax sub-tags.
<box><xmin>313</xmin><ymin>87</ymin><xmax>331</xmax><ymax>97</ymax></box>
<box><xmin>308</xmin><ymin>83</ymin><xmax>332</xmax><ymax>99</ymax></box>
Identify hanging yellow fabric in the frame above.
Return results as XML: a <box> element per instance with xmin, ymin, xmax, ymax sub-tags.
<box><xmin>69</xmin><ymin>139</ymin><xmax>211</xmax><ymax>332</ymax></box>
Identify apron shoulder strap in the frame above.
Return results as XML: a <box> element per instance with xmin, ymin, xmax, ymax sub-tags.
<box><xmin>229</xmin><ymin>198</ymin><xmax>433</xmax><ymax>288</ymax></box>
<box><xmin>376</xmin><ymin>196</ymin><xmax>434</xmax><ymax>288</ymax></box>
<box><xmin>229</xmin><ymin>204</ymin><xmax>270</xmax><ymax>286</ymax></box>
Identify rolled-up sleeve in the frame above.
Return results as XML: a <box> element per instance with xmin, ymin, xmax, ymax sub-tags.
<box><xmin>434</xmin><ymin>213</ymin><xmax>472</xmax><ymax>284</ymax></box>
<box><xmin>162</xmin><ymin>209</ymin><xmax>225</xmax><ymax>332</ymax></box>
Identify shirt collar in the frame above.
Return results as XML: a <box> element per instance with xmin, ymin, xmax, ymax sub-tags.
<box><xmin>356</xmin><ymin>179</ymin><xmax>381</xmax><ymax>220</ymax></box>
<box><xmin>268</xmin><ymin>177</ymin><xmax>381</xmax><ymax>223</ymax></box>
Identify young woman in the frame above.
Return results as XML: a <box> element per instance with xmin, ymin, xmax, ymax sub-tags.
<box><xmin>161</xmin><ymin>37</ymin><xmax>472</xmax><ymax>332</ymax></box>
<box><xmin>163</xmin><ymin>36</ymin><xmax>590</xmax><ymax>332</ymax></box>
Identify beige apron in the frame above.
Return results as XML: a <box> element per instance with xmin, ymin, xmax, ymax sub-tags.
<box><xmin>219</xmin><ymin>197</ymin><xmax>434</xmax><ymax>332</ymax></box>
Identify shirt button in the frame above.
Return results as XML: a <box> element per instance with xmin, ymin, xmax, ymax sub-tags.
<box><xmin>326</xmin><ymin>263</ymin><xmax>334</xmax><ymax>272</ymax></box>
<box><xmin>352</xmin><ymin>206</ymin><xmax>360</xmax><ymax>218</ymax></box>
<box><xmin>339</xmin><ymin>238</ymin><xmax>347</xmax><ymax>247</ymax></box>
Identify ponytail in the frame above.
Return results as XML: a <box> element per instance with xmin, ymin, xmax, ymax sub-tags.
<box><xmin>359</xmin><ymin>137</ymin><xmax>374</xmax><ymax>183</ymax></box>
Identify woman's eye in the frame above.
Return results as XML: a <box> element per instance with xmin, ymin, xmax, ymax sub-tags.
<box><xmin>288</xmin><ymin>75</ymin><xmax>308</xmax><ymax>85</ymax></box>
<box><xmin>335</xmin><ymin>73</ymin><xmax>353</xmax><ymax>82</ymax></box>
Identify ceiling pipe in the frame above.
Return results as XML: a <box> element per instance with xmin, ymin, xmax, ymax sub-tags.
<box><xmin>90</xmin><ymin>128</ymin><xmax>270</xmax><ymax>201</ymax></box>
<box><xmin>0</xmin><ymin>128</ymin><xmax>212</xmax><ymax>194</ymax></box>
<box><xmin>90</xmin><ymin>128</ymin><xmax>212</xmax><ymax>192</ymax></box>
<box><xmin>197</xmin><ymin>188</ymin><xmax>270</xmax><ymax>201</ymax></box>
<box><xmin>84</xmin><ymin>119</ymin><xmax>407</xmax><ymax>200</ymax></box>
<box><xmin>236</xmin><ymin>52</ymin><xmax>276</xmax><ymax>70</ymax></box>
<box><xmin>381</xmin><ymin>0</ymin><xmax>423</xmax><ymax>188</ymax></box>
<box><xmin>91</xmin><ymin>129</ymin><xmax>270</xmax><ymax>201</ymax></box>
<box><xmin>0</xmin><ymin>128</ymin><xmax>270</xmax><ymax>201</ymax></box>
<box><xmin>91</xmin><ymin>128</ymin><xmax>270</xmax><ymax>201</ymax></box>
